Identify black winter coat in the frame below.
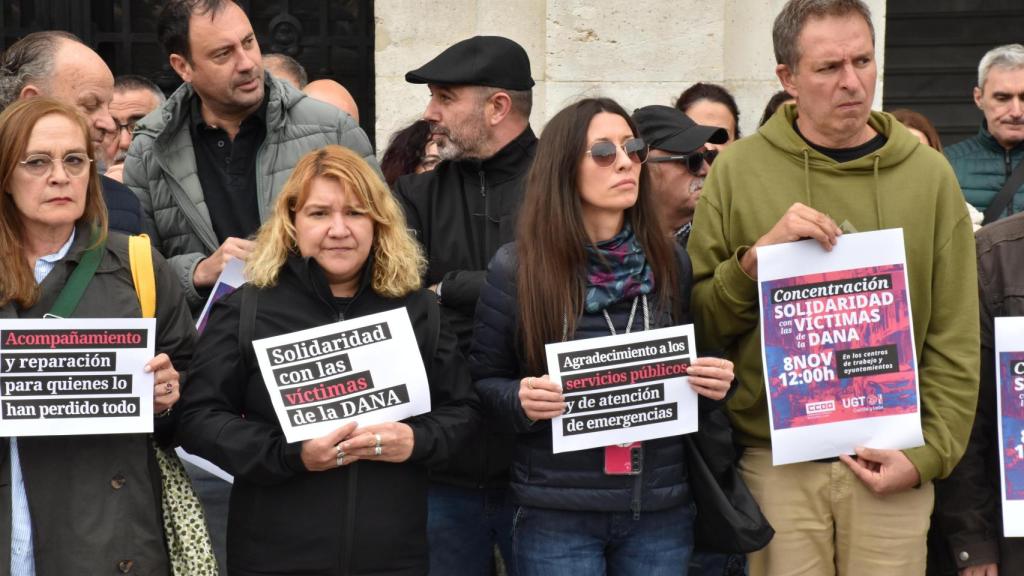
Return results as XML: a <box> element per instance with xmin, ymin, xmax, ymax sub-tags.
<box><xmin>177</xmin><ymin>254</ymin><xmax>480</xmax><ymax>576</ymax></box>
<box><xmin>0</xmin><ymin>225</ymin><xmax>196</xmax><ymax>576</ymax></box>
<box><xmin>396</xmin><ymin>127</ymin><xmax>537</xmax><ymax>488</ymax></box>
<box><xmin>471</xmin><ymin>242</ymin><xmax>698</xmax><ymax>514</ymax></box>
<box><xmin>929</xmin><ymin>213</ymin><xmax>1024</xmax><ymax>575</ymax></box>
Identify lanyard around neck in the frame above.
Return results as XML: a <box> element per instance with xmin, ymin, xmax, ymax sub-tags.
<box><xmin>603</xmin><ymin>294</ymin><xmax>649</xmax><ymax>336</ymax></box>
<box><xmin>562</xmin><ymin>293</ymin><xmax>651</xmax><ymax>342</ymax></box>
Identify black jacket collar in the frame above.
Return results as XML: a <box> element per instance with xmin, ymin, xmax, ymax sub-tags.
<box><xmin>453</xmin><ymin>126</ymin><xmax>537</xmax><ymax>185</ymax></box>
<box><xmin>282</xmin><ymin>250</ymin><xmax>377</xmax><ymax>315</ymax></box>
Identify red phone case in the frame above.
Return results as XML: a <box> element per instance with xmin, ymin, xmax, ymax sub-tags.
<box><xmin>604</xmin><ymin>442</ymin><xmax>641</xmax><ymax>475</ymax></box>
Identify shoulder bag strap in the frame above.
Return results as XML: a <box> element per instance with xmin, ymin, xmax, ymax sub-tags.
<box><xmin>47</xmin><ymin>228</ymin><xmax>105</xmax><ymax>318</ymax></box>
<box><xmin>982</xmin><ymin>156</ymin><xmax>1024</xmax><ymax>225</ymax></box>
<box><xmin>128</xmin><ymin>234</ymin><xmax>157</xmax><ymax>318</ymax></box>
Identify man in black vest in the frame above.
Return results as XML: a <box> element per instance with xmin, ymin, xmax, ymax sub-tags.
<box><xmin>395</xmin><ymin>35</ymin><xmax>537</xmax><ymax>576</ymax></box>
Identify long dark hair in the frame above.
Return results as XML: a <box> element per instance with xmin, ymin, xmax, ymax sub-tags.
<box><xmin>380</xmin><ymin>120</ymin><xmax>432</xmax><ymax>188</ymax></box>
<box><xmin>675</xmin><ymin>82</ymin><xmax>742</xmax><ymax>139</ymax></box>
<box><xmin>516</xmin><ymin>98</ymin><xmax>679</xmax><ymax>374</ymax></box>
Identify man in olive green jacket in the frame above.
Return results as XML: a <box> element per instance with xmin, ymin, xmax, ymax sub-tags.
<box><xmin>689</xmin><ymin>1</ymin><xmax>979</xmax><ymax>574</ymax></box>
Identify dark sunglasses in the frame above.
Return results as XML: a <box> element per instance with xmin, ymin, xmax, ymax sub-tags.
<box><xmin>585</xmin><ymin>138</ymin><xmax>649</xmax><ymax>167</ymax></box>
<box><xmin>647</xmin><ymin>149</ymin><xmax>718</xmax><ymax>175</ymax></box>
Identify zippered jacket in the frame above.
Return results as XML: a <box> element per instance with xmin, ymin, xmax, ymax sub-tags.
<box><xmin>177</xmin><ymin>253</ymin><xmax>479</xmax><ymax>575</ymax></box>
<box><xmin>930</xmin><ymin>212</ymin><xmax>1024</xmax><ymax>573</ymax></box>
<box><xmin>946</xmin><ymin>123</ymin><xmax>1024</xmax><ymax>219</ymax></box>
<box><xmin>470</xmin><ymin>242</ymin><xmax>696</xmax><ymax>514</ymax></box>
<box><xmin>124</xmin><ymin>74</ymin><xmax>377</xmax><ymax>314</ymax></box>
<box><xmin>394</xmin><ymin>127</ymin><xmax>537</xmax><ymax>488</ymax></box>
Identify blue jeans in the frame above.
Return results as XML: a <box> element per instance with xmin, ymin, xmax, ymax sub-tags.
<box><xmin>513</xmin><ymin>504</ymin><xmax>695</xmax><ymax>576</ymax></box>
<box><xmin>428</xmin><ymin>483</ymin><xmax>516</xmax><ymax>576</ymax></box>
<box><xmin>689</xmin><ymin>550</ymin><xmax>747</xmax><ymax>576</ymax></box>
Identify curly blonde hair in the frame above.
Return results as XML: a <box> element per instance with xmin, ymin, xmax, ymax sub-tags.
<box><xmin>245</xmin><ymin>145</ymin><xmax>424</xmax><ymax>297</ymax></box>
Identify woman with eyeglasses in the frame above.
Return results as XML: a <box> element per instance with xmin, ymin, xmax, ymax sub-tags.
<box><xmin>0</xmin><ymin>97</ymin><xmax>198</xmax><ymax>573</ymax></box>
<box><xmin>471</xmin><ymin>98</ymin><xmax>736</xmax><ymax>575</ymax></box>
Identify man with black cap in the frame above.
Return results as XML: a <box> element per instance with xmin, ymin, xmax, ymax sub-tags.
<box><xmin>394</xmin><ymin>35</ymin><xmax>537</xmax><ymax>576</ymax></box>
<box><xmin>633</xmin><ymin>105</ymin><xmax>728</xmax><ymax>248</ymax></box>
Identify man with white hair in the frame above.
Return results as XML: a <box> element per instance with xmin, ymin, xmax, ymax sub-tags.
<box><xmin>0</xmin><ymin>31</ymin><xmax>142</xmax><ymax>234</ymax></box>
<box><xmin>946</xmin><ymin>44</ymin><xmax>1024</xmax><ymax>222</ymax></box>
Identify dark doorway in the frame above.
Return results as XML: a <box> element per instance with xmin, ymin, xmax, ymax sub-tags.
<box><xmin>1</xmin><ymin>0</ymin><xmax>376</xmax><ymax>145</ymax></box>
<box><xmin>884</xmin><ymin>0</ymin><xmax>1024</xmax><ymax>148</ymax></box>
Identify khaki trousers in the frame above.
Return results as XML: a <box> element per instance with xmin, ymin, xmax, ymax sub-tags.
<box><xmin>739</xmin><ymin>446</ymin><xmax>933</xmax><ymax>576</ymax></box>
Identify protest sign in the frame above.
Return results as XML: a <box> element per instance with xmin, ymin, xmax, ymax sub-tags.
<box><xmin>196</xmin><ymin>258</ymin><xmax>246</xmax><ymax>334</ymax></box>
<box><xmin>758</xmin><ymin>228</ymin><xmax>922</xmax><ymax>465</ymax></box>
<box><xmin>994</xmin><ymin>317</ymin><xmax>1024</xmax><ymax>537</ymax></box>
<box><xmin>0</xmin><ymin>318</ymin><xmax>155</xmax><ymax>436</ymax></box>
<box><xmin>546</xmin><ymin>325</ymin><xmax>699</xmax><ymax>454</ymax></box>
<box><xmin>252</xmin><ymin>307</ymin><xmax>431</xmax><ymax>443</ymax></box>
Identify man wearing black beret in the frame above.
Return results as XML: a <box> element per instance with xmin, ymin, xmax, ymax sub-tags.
<box><xmin>394</xmin><ymin>35</ymin><xmax>537</xmax><ymax>576</ymax></box>
<box><xmin>633</xmin><ymin>105</ymin><xmax>728</xmax><ymax>248</ymax></box>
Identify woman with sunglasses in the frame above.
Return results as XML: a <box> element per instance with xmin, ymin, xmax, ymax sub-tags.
<box><xmin>471</xmin><ymin>98</ymin><xmax>735</xmax><ymax>575</ymax></box>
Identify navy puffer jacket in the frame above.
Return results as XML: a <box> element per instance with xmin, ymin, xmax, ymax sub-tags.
<box><xmin>470</xmin><ymin>242</ymin><xmax>695</xmax><ymax>515</ymax></box>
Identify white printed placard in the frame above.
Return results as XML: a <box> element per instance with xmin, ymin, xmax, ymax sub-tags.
<box><xmin>994</xmin><ymin>317</ymin><xmax>1024</xmax><ymax>537</ymax></box>
<box><xmin>196</xmin><ymin>258</ymin><xmax>246</xmax><ymax>334</ymax></box>
<box><xmin>252</xmin><ymin>307</ymin><xmax>431</xmax><ymax>443</ymax></box>
<box><xmin>758</xmin><ymin>228</ymin><xmax>923</xmax><ymax>465</ymax></box>
<box><xmin>0</xmin><ymin>318</ymin><xmax>156</xmax><ymax>436</ymax></box>
<box><xmin>546</xmin><ymin>324</ymin><xmax>699</xmax><ymax>454</ymax></box>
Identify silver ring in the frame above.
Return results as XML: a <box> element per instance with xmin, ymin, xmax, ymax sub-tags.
<box><xmin>335</xmin><ymin>444</ymin><xmax>344</xmax><ymax>467</ymax></box>
<box><xmin>374</xmin><ymin>433</ymin><xmax>382</xmax><ymax>448</ymax></box>
<box><xmin>374</xmin><ymin>445</ymin><xmax>383</xmax><ymax>456</ymax></box>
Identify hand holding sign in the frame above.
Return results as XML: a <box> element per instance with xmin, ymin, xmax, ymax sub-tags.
<box><xmin>341</xmin><ymin>422</ymin><xmax>415</xmax><ymax>463</ymax></box>
<box><xmin>840</xmin><ymin>446</ymin><xmax>921</xmax><ymax>495</ymax></box>
<box><xmin>686</xmin><ymin>357</ymin><xmax>734</xmax><ymax>401</ymax></box>
<box><xmin>145</xmin><ymin>353</ymin><xmax>180</xmax><ymax>414</ymax></box>
<box><xmin>519</xmin><ymin>375</ymin><xmax>565</xmax><ymax>421</ymax></box>
<box><xmin>193</xmin><ymin>238</ymin><xmax>254</xmax><ymax>288</ymax></box>
<box><xmin>301</xmin><ymin>421</ymin><xmax>358</xmax><ymax>471</ymax></box>
<box><xmin>741</xmin><ymin>202</ymin><xmax>843</xmax><ymax>278</ymax></box>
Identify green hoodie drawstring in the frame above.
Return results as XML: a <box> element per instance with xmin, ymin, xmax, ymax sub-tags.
<box><xmin>802</xmin><ymin>149</ymin><xmax>812</xmax><ymax>206</ymax></box>
<box><xmin>872</xmin><ymin>155</ymin><xmax>883</xmax><ymax>228</ymax></box>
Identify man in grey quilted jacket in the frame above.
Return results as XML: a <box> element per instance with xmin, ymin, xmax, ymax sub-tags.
<box><xmin>125</xmin><ymin>0</ymin><xmax>377</xmax><ymax>316</ymax></box>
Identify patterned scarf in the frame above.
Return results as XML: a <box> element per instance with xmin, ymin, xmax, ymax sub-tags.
<box><xmin>583</xmin><ymin>223</ymin><xmax>655</xmax><ymax>313</ymax></box>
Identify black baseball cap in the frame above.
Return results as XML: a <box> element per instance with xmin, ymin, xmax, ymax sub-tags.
<box><xmin>405</xmin><ymin>36</ymin><xmax>535</xmax><ymax>91</ymax></box>
<box><xmin>632</xmin><ymin>105</ymin><xmax>728</xmax><ymax>154</ymax></box>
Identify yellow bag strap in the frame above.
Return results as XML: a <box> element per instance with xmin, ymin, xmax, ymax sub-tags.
<box><xmin>128</xmin><ymin>234</ymin><xmax>156</xmax><ymax>319</ymax></box>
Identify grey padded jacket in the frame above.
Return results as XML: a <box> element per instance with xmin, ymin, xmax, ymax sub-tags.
<box><xmin>124</xmin><ymin>73</ymin><xmax>378</xmax><ymax>313</ymax></box>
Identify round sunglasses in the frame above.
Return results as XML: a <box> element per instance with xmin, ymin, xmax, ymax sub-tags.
<box><xmin>585</xmin><ymin>138</ymin><xmax>649</xmax><ymax>167</ymax></box>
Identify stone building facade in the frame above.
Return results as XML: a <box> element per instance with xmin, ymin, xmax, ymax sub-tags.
<box><xmin>374</xmin><ymin>0</ymin><xmax>887</xmax><ymax>146</ymax></box>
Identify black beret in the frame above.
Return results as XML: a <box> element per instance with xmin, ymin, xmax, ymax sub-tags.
<box><xmin>405</xmin><ymin>36</ymin><xmax>534</xmax><ymax>91</ymax></box>
<box><xmin>632</xmin><ymin>105</ymin><xmax>728</xmax><ymax>154</ymax></box>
